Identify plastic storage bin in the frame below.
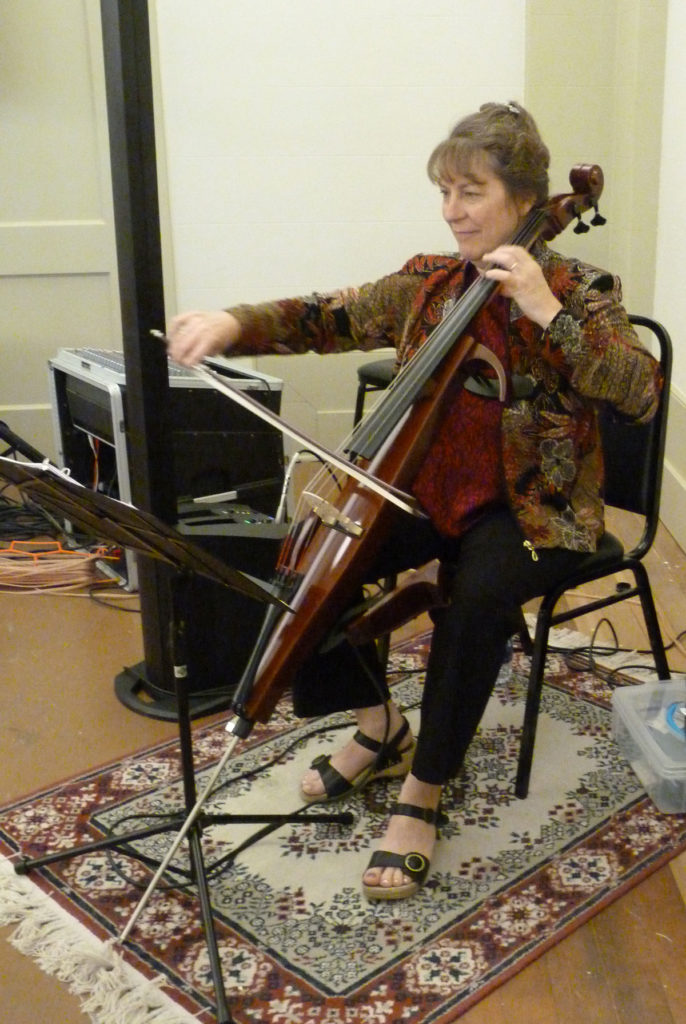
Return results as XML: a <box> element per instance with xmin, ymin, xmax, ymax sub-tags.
<box><xmin>612</xmin><ymin>678</ymin><xmax>686</xmax><ymax>813</ymax></box>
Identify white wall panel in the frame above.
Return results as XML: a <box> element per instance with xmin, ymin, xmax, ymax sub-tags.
<box><xmin>0</xmin><ymin>0</ymin><xmax>119</xmax><ymax>458</ymax></box>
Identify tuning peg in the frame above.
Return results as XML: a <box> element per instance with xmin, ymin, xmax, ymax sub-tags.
<box><xmin>573</xmin><ymin>217</ymin><xmax>590</xmax><ymax>234</ymax></box>
<box><xmin>590</xmin><ymin>205</ymin><xmax>607</xmax><ymax>226</ymax></box>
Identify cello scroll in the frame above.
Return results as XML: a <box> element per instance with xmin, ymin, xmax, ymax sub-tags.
<box><xmin>538</xmin><ymin>164</ymin><xmax>605</xmax><ymax>240</ymax></box>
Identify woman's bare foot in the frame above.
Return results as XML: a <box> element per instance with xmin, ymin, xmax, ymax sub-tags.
<box><xmin>300</xmin><ymin>702</ymin><xmax>410</xmax><ymax>800</ymax></box>
<box><xmin>362</xmin><ymin>774</ymin><xmax>442</xmax><ymax>893</ymax></box>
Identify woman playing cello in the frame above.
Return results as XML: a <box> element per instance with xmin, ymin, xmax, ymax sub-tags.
<box><xmin>166</xmin><ymin>102</ymin><xmax>661</xmax><ymax>900</ymax></box>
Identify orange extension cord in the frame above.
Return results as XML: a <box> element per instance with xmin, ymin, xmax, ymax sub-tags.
<box><xmin>0</xmin><ymin>539</ymin><xmax>119</xmax><ymax>591</ymax></box>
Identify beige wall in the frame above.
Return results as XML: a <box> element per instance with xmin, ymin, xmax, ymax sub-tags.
<box><xmin>526</xmin><ymin>0</ymin><xmax>686</xmax><ymax>549</ymax></box>
<box><xmin>654</xmin><ymin>0</ymin><xmax>686</xmax><ymax>550</ymax></box>
<box><xmin>525</xmin><ymin>0</ymin><xmax>667</xmax><ymax>314</ymax></box>
<box><xmin>153</xmin><ymin>0</ymin><xmax>527</xmax><ymax>454</ymax></box>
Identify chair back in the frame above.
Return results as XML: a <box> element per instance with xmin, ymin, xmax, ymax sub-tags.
<box><xmin>599</xmin><ymin>314</ymin><xmax>672</xmax><ymax>558</ymax></box>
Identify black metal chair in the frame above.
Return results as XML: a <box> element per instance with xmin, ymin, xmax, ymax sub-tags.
<box><xmin>353</xmin><ymin>357</ymin><xmax>396</xmax><ymax>425</ymax></box>
<box><xmin>515</xmin><ymin>314</ymin><xmax>673</xmax><ymax>797</ymax></box>
<box><xmin>346</xmin><ymin>316</ymin><xmax>673</xmax><ymax>800</ymax></box>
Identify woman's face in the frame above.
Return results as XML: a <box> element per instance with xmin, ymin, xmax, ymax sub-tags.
<box><xmin>439</xmin><ymin>157</ymin><xmax>534</xmax><ymax>267</ymax></box>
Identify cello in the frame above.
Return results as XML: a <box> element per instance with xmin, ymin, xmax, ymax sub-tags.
<box><xmin>207</xmin><ymin>164</ymin><xmax>607</xmax><ymax>736</ymax></box>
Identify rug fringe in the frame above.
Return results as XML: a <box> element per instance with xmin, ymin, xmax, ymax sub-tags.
<box><xmin>0</xmin><ymin>856</ymin><xmax>200</xmax><ymax>1023</ymax></box>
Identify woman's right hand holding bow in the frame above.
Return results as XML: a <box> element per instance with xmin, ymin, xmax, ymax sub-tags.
<box><xmin>166</xmin><ymin>309</ymin><xmax>241</xmax><ymax>366</ymax></box>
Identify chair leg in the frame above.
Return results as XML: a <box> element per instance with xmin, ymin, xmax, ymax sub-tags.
<box><xmin>375</xmin><ymin>573</ymin><xmax>398</xmax><ymax>670</ymax></box>
<box><xmin>353</xmin><ymin>383</ymin><xmax>367</xmax><ymax>426</ymax></box>
<box><xmin>515</xmin><ymin>603</ymin><xmax>554</xmax><ymax>799</ymax></box>
<box><xmin>516</xmin><ymin>606</ymin><xmax>534</xmax><ymax>657</ymax></box>
<box><xmin>631</xmin><ymin>561</ymin><xmax>671</xmax><ymax>679</ymax></box>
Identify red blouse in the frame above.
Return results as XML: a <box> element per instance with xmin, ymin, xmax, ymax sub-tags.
<box><xmin>412</xmin><ymin>294</ymin><xmax>510</xmax><ymax>537</ymax></box>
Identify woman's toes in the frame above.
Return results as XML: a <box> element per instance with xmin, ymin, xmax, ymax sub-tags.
<box><xmin>363</xmin><ymin>865</ymin><xmax>408</xmax><ymax>889</ymax></box>
<box><xmin>300</xmin><ymin>768</ymin><xmax>325</xmax><ymax>797</ymax></box>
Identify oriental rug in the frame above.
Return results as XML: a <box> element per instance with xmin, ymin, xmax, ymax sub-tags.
<box><xmin>1</xmin><ymin>628</ymin><xmax>686</xmax><ymax>1024</ymax></box>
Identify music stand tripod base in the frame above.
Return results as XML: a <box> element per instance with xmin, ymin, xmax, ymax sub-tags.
<box><xmin>0</xmin><ymin>456</ymin><xmax>352</xmax><ymax>1024</ymax></box>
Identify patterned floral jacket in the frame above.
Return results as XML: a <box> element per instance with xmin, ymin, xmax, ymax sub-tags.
<box><xmin>228</xmin><ymin>241</ymin><xmax>662</xmax><ymax>552</ymax></box>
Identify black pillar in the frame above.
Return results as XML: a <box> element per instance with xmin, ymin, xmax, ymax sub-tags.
<box><xmin>100</xmin><ymin>0</ymin><xmax>173</xmax><ymax>516</ymax></box>
<box><xmin>100</xmin><ymin>0</ymin><xmax>184</xmax><ymax>711</ymax></box>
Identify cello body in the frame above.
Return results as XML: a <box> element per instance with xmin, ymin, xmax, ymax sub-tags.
<box><xmin>233</xmin><ymin>333</ymin><xmax>481</xmax><ymax>726</ymax></box>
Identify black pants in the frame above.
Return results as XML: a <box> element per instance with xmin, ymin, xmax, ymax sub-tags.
<box><xmin>291</xmin><ymin>505</ymin><xmax>587</xmax><ymax>785</ymax></box>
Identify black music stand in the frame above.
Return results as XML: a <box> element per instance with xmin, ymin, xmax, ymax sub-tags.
<box><xmin>0</xmin><ymin>456</ymin><xmax>352</xmax><ymax>1024</ymax></box>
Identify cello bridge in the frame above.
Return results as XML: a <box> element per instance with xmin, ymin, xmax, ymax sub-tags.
<box><xmin>301</xmin><ymin>491</ymin><xmax>364</xmax><ymax>538</ymax></box>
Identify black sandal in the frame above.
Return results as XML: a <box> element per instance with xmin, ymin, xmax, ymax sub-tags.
<box><xmin>300</xmin><ymin>717</ymin><xmax>415</xmax><ymax>804</ymax></box>
<box><xmin>362</xmin><ymin>801</ymin><xmax>443</xmax><ymax>900</ymax></box>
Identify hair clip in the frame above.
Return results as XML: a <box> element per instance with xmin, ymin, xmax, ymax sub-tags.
<box><xmin>506</xmin><ymin>102</ymin><xmax>520</xmax><ymax>115</ymax></box>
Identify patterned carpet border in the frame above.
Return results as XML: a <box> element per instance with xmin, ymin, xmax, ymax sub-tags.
<box><xmin>1</xmin><ymin>629</ymin><xmax>686</xmax><ymax>1024</ymax></box>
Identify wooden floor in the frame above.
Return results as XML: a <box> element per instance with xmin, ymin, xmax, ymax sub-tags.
<box><xmin>1</xmin><ymin>509</ymin><xmax>686</xmax><ymax>1023</ymax></box>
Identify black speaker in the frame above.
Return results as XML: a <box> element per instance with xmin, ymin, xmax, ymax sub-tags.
<box><xmin>165</xmin><ymin>374</ymin><xmax>285</xmax><ymax>515</ymax></box>
<box><xmin>115</xmin><ymin>516</ymin><xmax>288</xmax><ymax>720</ymax></box>
<box><xmin>48</xmin><ymin>349</ymin><xmax>289</xmax><ymax>718</ymax></box>
<box><xmin>48</xmin><ymin>349</ymin><xmax>285</xmax><ymax>587</ymax></box>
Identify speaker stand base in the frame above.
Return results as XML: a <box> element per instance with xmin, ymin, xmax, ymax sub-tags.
<box><xmin>114</xmin><ymin>662</ymin><xmax>232</xmax><ymax>721</ymax></box>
